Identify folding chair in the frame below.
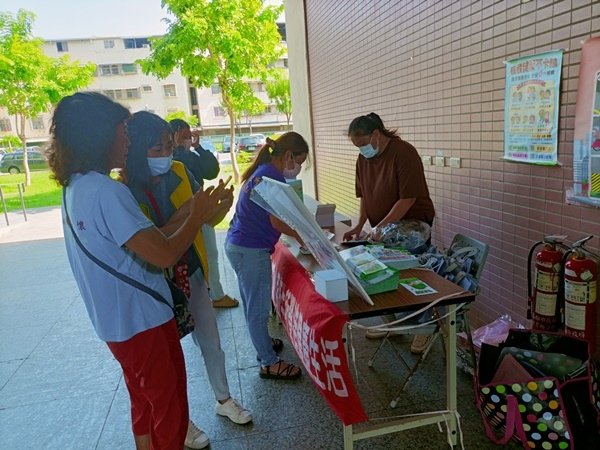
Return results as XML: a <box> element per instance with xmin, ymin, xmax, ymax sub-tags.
<box><xmin>367</xmin><ymin>233</ymin><xmax>489</xmax><ymax>408</ymax></box>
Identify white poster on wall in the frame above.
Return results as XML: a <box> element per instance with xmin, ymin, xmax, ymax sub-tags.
<box><xmin>503</xmin><ymin>50</ymin><xmax>563</xmax><ymax>165</ymax></box>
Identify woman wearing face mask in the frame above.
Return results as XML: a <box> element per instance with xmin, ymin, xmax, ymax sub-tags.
<box><xmin>344</xmin><ymin>113</ymin><xmax>436</xmax><ymax>353</ymax></box>
<box><xmin>343</xmin><ymin>112</ymin><xmax>435</xmax><ymax>242</ymax></box>
<box><xmin>225</xmin><ymin>132</ymin><xmax>309</xmax><ymax>380</ymax></box>
<box><xmin>125</xmin><ymin>111</ymin><xmax>252</xmax><ymax>450</ymax></box>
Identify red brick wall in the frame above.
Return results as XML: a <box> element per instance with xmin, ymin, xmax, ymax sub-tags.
<box><xmin>305</xmin><ymin>0</ymin><xmax>600</xmax><ymax>348</ymax></box>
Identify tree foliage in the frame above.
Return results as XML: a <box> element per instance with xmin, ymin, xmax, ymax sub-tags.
<box><xmin>141</xmin><ymin>0</ymin><xmax>284</xmax><ymax>183</ymax></box>
<box><xmin>164</xmin><ymin>109</ymin><xmax>199</xmax><ymax>127</ymax></box>
<box><xmin>265</xmin><ymin>68</ymin><xmax>291</xmax><ymax>129</ymax></box>
<box><xmin>0</xmin><ymin>134</ymin><xmax>22</xmax><ymax>151</ymax></box>
<box><xmin>0</xmin><ymin>9</ymin><xmax>95</xmax><ymax>185</ymax></box>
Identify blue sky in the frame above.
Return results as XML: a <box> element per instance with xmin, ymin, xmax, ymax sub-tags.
<box><xmin>2</xmin><ymin>0</ymin><xmax>171</xmax><ymax>39</ymax></box>
<box><xmin>1</xmin><ymin>0</ymin><xmax>284</xmax><ymax>40</ymax></box>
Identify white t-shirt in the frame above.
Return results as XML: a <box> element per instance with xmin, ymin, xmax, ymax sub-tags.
<box><xmin>63</xmin><ymin>172</ymin><xmax>173</xmax><ymax>342</ymax></box>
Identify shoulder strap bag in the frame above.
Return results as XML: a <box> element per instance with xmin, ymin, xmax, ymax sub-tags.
<box><xmin>62</xmin><ymin>189</ymin><xmax>194</xmax><ymax>339</ymax></box>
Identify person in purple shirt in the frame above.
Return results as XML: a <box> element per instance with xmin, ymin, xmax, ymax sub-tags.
<box><xmin>225</xmin><ymin>132</ymin><xmax>309</xmax><ymax>380</ymax></box>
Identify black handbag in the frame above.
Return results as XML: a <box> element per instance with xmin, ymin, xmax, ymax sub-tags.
<box><xmin>63</xmin><ymin>189</ymin><xmax>195</xmax><ymax>339</ymax></box>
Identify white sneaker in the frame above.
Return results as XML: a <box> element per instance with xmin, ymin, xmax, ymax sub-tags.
<box><xmin>411</xmin><ymin>334</ymin><xmax>434</xmax><ymax>354</ymax></box>
<box><xmin>365</xmin><ymin>328</ymin><xmax>403</xmax><ymax>339</ymax></box>
<box><xmin>216</xmin><ymin>397</ymin><xmax>253</xmax><ymax>425</ymax></box>
<box><xmin>185</xmin><ymin>420</ymin><xmax>209</xmax><ymax>449</ymax></box>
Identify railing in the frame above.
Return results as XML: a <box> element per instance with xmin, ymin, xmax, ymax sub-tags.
<box><xmin>0</xmin><ymin>182</ymin><xmax>27</xmax><ymax>226</ymax></box>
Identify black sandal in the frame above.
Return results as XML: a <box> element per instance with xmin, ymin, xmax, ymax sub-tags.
<box><xmin>271</xmin><ymin>337</ymin><xmax>284</xmax><ymax>353</ymax></box>
<box><xmin>259</xmin><ymin>360</ymin><xmax>302</xmax><ymax>380</ymax></box>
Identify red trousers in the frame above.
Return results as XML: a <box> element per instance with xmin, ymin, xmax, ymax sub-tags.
<box><xmin>107</xmin><ymin>319</ymin><xmax>188</xmax><ymax>450</ymax></box>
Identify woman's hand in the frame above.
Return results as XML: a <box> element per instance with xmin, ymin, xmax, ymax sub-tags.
<box><xmin>189</xmin><ymin>186</ymin><xmax>220</xmax><ymax>226</ymax></box>
<box><xmin>208</xmin><ymin>185</ymin><xmax>234</xmax><ymax>226</ymax></box>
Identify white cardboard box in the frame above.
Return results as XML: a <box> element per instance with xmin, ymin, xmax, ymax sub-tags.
<box><xmin>315</xmin><ymin>203</ymin><xmax>336</xmax><ymax>228</ymax></box>
<box><xmin>314</xmin><ymin>269</ymin><xmax>348</xmax><ymax>302</ymax></box>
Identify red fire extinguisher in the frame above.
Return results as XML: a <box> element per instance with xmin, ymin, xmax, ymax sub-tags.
<box><xmin>563</xmin><ymin>236</ymin><xmax>598</xmax><ymax>353</ymax></box>
<box><xmin>527</xmin><ymin>237</ymin><xmax>566</xmax><ymax>331</ymax></box>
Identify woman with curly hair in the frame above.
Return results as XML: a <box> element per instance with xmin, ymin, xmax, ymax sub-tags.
<box><xmin>48</xmin><ymin>92</ymin><xmax>222</xmax><ymax>450</ymax></box>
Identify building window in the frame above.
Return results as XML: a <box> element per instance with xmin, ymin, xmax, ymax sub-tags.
<box><xmin>213</xmin><ymin>106</ymin><xmax>225</xmax><ymax>117</ymax></box>
<box><xmin>30</xmin><ymin>116</ymin><xmax>45</xmax><ymax>130</ymax></box>
<box><xmin>104</xmin><ymin>40</ymin><xmax>115</xmax><ymax>49</ymax></box>
<box><xmin>0</xmin><ymin>118</ymin><xmax>11</xmax><ymax>132</ymax></box>
<box><xmin>211</xmin><ymin>83</ymin><xmax>221</xmax><ymax>94</ymax></box>
<box><xmin>283</xmin><ymin>58</ymin><xmax>288</xmax><ymax>68</ymax></box>
<box><xmin>126</xmin><ymin>88</ymin><xmax>140</xmax><ymax>99</ymax></box>
<box><xmin>124</xmin><ymin>38</ymin><xmax>150</xmax><ymax>49</ymax></box>
<box><xmin>163</xmin><ymin>84</ymin><xmax>177</xmax><ymax>97</ymax></box>
<box><xmin>103</xmin><ymin>89</ymin><xmax>124</xmax><ymax>100</ymax></box>
<box><xmin>56</xmin><ymin>41</ymin><xmax>68</xmax><ymax>52</ymax></box>
<box><xmin>99</xmin><ymin>64</ymin><xmax>120</xmax><ymax>76</ymax></box>
<box><xmin>121</xmin><ymin>63</ymin><xmax>137</xmax><ymax>74</ymax></box>
<box><xmin>141</xmin><ymin>85</ymin><xmax>153</xmax><ymax>93</ymax></box>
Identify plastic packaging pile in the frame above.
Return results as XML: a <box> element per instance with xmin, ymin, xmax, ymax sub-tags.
<box><xmin>370</xmin><ymin>219</ymin><xmax>431</xmax><ymax>254</ymax></box>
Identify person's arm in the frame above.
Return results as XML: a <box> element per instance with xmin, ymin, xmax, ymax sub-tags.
<box><xmin>193</xmin><ymin>146</ymin><xmax>220</xmax><ymax>180</ymax></box>
<box><xmin>269</xmin><ymin>214</ymin><xmax>304</xmax><ymax>246</ymax></box>
<box><xmin>343</xmin><ymin>198</ymin><xmax>368</xmax><ymax>241</ymax></box>
<box><xmin>125</xmin><ymin>186</ymin><xmax>222</xmax><ymax>268</ymax></box>
<box><xmin>375</xmin><ymin>197</ymin><xmax>416</xmax><ymax>228</ymax></box>
<box><xmin>191</xmin><ymin>131</ymin><xmax>219</xmax><ymax>180</ymax></box>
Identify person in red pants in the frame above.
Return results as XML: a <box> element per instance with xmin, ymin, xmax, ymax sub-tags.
<box><xmin>47</xmin><ymin>92</ymin><xmax>224</xmax><ymax>449</ymax></box>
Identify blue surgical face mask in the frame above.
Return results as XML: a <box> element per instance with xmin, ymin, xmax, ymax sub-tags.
<box><xmin>147</xmin><ymin>155</ymin><xmax>173</xmax><ymax>176</ymax></box>
<box><xmin>358</xmin><ymin>144</ymin><xmax>378</xmax><ymax>159</ymax></box>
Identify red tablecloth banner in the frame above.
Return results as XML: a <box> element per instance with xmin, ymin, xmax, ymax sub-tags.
<box><xmin>271</xmin><ymin>243</ymin><xmax>368</xmax><ymax>425</ymax></box>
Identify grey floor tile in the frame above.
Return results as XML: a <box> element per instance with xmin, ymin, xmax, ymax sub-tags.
<box><xmin>0</xmin><ymin>324</ymin><xmax>52</xmax><ymax>361</ymax></box>
<box><xmin>0</xmin><ymin>391</ymin><xmax>114</xmax><ymax>450</ymax></box>
<box><xmin>0</xmin><ymin>351</ymin><xmax>120</xmax><ymax>408</ymax></box>
<box><xmin>0</xmin><ymin>359</ymin><xmax>22</xmax><ymax>389</ymax></box>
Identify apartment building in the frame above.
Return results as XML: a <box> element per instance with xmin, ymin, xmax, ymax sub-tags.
<box><xmin>0</xmin><ymin>26</ymin><xmax>290</xmax><ymax>145</ymax></box>
<box><xmin>198</xmin><ymin>55</ymin><xmax>291</xmax><ymax>137</ymax></box>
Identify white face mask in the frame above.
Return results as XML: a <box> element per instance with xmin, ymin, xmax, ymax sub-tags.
<box><xmin>283</xmin><ymin>161</ymin><xmax>302</xmax><ymax>179</ymax></box>
<box><xmin>358</xmin><ymin>143</ymin><xmax>378</xmax><ymax>159</ymax></box>
<box><xmin>147</xmin><ymin>155</ymin><xmax>173</xmax><ymax>176</ymax></box>
<box><xmin>182</xmin><ymin>138</ymin><xmax>193</xmax><ymax>149</ymax></box>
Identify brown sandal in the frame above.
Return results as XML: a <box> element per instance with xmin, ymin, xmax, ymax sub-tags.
<box><xmin>259</xmin><ymin>360</ymin><xmax>302</xmax><ymax>380</ymax></box>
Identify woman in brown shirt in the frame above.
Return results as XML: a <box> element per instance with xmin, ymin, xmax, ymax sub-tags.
<box><xmin>343</xmin><ymin>112</ymin><xmax>435</xmax><ymax>241</ymax></box>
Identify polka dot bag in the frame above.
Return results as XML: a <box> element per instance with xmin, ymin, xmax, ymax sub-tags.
<box><xmin>476</xmin><ymin>329</ymin><xmax>600</xmax><ymax>449</ymax></box>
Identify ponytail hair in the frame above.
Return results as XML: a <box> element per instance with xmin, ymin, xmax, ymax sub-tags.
<box><xmin>347</xmin><ymin>112</ymin><xmax>400</xmax><ymax>139</ymax></box>
<box><xmin>241</xmin><ymin>131</ymin><xmax>309</xmax><ymax>183</ymax></box>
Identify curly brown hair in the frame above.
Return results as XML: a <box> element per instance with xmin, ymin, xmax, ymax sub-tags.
<box><xmin>47</xmin><ymin>92</ymin><xmax>130</xmax><ymax>186</ymax></box>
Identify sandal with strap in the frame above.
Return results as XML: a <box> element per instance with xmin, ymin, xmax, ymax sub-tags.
<box><xmin>259</xmin><ymin>360</ymin><xmax>302</xmax><ymax>380</ymax></box>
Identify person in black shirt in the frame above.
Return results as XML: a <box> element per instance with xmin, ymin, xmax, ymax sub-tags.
<box><xmin>170</xmin><ymin>119</ymin><xmax>240</xmax><ymax>309</ymax></box>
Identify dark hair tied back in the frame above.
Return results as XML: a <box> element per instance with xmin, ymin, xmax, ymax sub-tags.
<box><xmin>348</xmin><ymin>112</ymin><xmax>400</xmax><ymax>139</ymax></box>
<box><xmin>241</xmin><ymin>131</ymin><xmax>310</xmax><ymax>183</ymax></box>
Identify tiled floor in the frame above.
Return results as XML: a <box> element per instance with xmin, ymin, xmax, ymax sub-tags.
<box><xmin>0</xmin><ymin>233</ymin><xmax>519</xmax><ymax>449</ymax></box>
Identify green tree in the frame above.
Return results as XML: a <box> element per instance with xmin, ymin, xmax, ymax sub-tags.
<box><xmin>140</xmin><ymin>0</ymin><xmax>283</xmax><ymax>183</ymax></box>
<box><xmin>0</xmin><ymin>134</ymin><xmax>21</xmax><ymax>151</ymax></box>
<box><xmin>0</xmin><ymin>9</ymin><xmax>95</xmax><ymax>185</ymax></box>
<box><xmin>232</xmin><ymin>87</ymin><xmax>264</xmax><ymax>135</ymax></box>
<box><xmin>265</xmin><ymin>68</ymin><xmax>291</xmax><ymax>129</ymax></box>
<box><xmin>164</xmin><ymin>109</ymin><xmax>199</xmax><ymax>127</ymax></box>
